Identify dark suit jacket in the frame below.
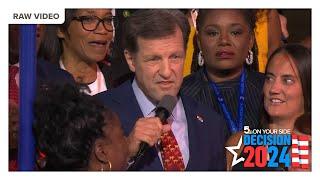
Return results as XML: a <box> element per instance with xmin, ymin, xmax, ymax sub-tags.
<box><xmin>37</xmin><ymin>58</ymin><xmax>75</xmax><ymax>87</ymax></box>
<box><xmin>95</xmin><ymin>80</ymin><xmax>227</xmax><ymax>171</ymax></box>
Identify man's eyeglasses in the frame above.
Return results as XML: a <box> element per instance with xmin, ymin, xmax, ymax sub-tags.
<box><xmin>72</xmin><ymin>15</ymin><xmax>117</xmax><ymax>32</ymax></box>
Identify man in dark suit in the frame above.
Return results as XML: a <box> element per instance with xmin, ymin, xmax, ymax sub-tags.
<box><xmin>95</xmin><ymin>10</ymin><xmax>227</xmax><ymax>171</ymax></box>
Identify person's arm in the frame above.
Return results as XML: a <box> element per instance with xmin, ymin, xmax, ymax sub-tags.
<box><xmin>267</xmin><ymin>9</ymin><xmax>283</xmax><ymax>58</ymax></box>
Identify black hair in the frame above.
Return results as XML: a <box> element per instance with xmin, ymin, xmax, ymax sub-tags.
<box><xmin>33</xmin><ymin>83</ymin><xmax>113</xmax><ymax>170</ymax></box>
<box><xmin>122</xmin><ymin>9</ymin><xmax>190</xmax><ymax>53</ymax></box>
<box><xmin>196</xmin><ymin>9</ymin><xmax>257</xmax><ymax>34</ymax></box>
<box><xmin>38</xmin><ymin>9</ymin><xmax>77</xmax><ymax>62</ymax></box>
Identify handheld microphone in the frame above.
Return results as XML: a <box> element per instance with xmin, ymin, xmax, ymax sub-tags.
<box><xmin>155</xmin><ymin>95</ymin><xmax>178</xmax><ymax>124</ymax></box>
<box><xmin>127</xmin><ymin>95</ymin><xmax>177</xmax><ymax>170</ymax></box>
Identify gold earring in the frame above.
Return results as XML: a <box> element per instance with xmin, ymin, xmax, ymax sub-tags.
<box><xmin>100</xmin><ymin>160</ymin><xmax>112</xmax><ymax>171</ymax></box>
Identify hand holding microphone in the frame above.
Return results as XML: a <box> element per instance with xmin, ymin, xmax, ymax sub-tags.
<box><xmin>127</xmin><ymin>117</ymin><xmax>170</xmax><ymax>158</ymax></box>
<box><xmin>127</xmin><ymin>95</ymin><xmax>177</xmax><ymax>169</ymax></box>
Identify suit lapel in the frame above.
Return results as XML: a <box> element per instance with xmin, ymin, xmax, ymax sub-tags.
<box><xmin>181</xmin><ymin>95</ymin><xmax>204</xmax><ymax>170</ymax></box>
<box><xmin>112</xmin><ymin>80</ymin><xmax>144</xmax><ymax>134</ymax></box>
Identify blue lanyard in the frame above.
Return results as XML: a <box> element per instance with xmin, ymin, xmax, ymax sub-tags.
<box><xmin>204</xmin><ymin>68</ymin><xmax>246</xmax><ymax>133</ymax></box>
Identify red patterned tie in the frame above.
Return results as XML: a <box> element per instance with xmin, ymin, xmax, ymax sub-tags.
<box><xmin>160</xmin><ymin>128</ymin><xmax>185</xmax><ymax>171</ymax></box>
<box><xmin>9</xmin><ymin>66</ymin><xmax>19</xmax><ymax>104</ymax></box>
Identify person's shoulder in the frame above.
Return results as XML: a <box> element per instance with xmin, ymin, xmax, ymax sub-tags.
<box><xmin>181</xmin><ymin>69</ymin><xmax>204</xmax><ymax>96</ymax></box>
<box><xmin>247</xmin><ymin>70</ymin><xmax>265</xmax><ymax>82</ymax></box>
<box><xmin>37</xmin><ymin>58</ymin><xmax>75</xmax><ymax>85</ymax></box>
<box><xmin>246</xmin><ymin>70</ymin><xmax>265</xmax><ymax>89</ymax></box>
<box><xmin>94</xmin><ymin>80</ymin><xmax>132</xmax><ymax>103</ymax></box>
<box><xmin>94</xmin><ymin>87</ymin><xmax>120</xmax><ymax>108</ymax></box>
<box><xmin>182</xmin><ymin>69</ymin><xmax>203</xmax><ymax>85</ymax></box>
<box><xmin>37</xmin><ymin>58</ymin><xmax>60</xmax><ymax>71</ymax></box>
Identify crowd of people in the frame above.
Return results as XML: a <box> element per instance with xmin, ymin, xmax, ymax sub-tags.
<box><xmin>9</xmin><ymin>9</ymin><xmax>311</xmax><ymax>171</ymax></box>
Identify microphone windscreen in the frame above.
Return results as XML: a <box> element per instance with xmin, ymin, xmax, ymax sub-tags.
<box><xmin>157</xmin><ymin>95</ymin><xmax>178</xmax><ymax>114</ymax></box>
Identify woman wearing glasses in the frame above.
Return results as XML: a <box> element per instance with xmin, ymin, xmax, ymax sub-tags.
<box><xmin>39</xmin><ymin>9</ymin><xmax>116</xmax><ymax>95</ymax></box>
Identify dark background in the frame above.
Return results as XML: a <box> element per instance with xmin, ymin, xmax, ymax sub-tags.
<box><xmin>282</xmin><ymin>9</ymin><xmax>311</xmax><ymax>43</ymax></box>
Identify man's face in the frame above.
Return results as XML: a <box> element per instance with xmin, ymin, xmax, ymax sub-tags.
<box><xmin>125</xmin><ymin>28</ymin><xmax>185</xmax><ymax>103</ymax></box>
